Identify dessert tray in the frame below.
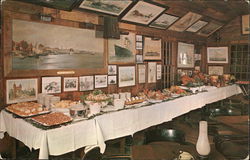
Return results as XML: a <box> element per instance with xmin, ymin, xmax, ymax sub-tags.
<box><xmin>30</xmin><ymin>112</ymin><xmax>72</xmax><ymax>127</ymax></box>
<box><xmin>6</xmin><ymin>102</ymin><xmax>50</xmax><ymax>118</ymax></box>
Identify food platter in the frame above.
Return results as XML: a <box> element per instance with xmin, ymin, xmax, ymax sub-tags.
<box><xmin>30</xmin><ymin>112</ymin><xmax>73</xmax><ymax>127</ymax></box>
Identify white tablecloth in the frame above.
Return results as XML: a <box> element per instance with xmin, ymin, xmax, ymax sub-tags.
<box><xmin>0</xmin><ymin>85</ymin><xmax>242</xmax><ymax>159</ymax></box>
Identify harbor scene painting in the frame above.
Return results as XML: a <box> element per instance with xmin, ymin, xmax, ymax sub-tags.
<box><xmin>12</xmin><ymin>19</ymin><xmax>104</xmax><ymax>70</ymax></box>
<box><xmin>108</xmin><ymin>32</ymin><xmax>135</xmax><ymax>64</ymax></box>
<box><xmin>143</xmin><ymin>37</ymin><xmax>161</xmax><ymax>60</ymax></box>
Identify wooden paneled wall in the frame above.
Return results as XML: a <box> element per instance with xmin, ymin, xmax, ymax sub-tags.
<box><xmin>0</xmin><ymin>1</ymin><xmax>207</xmax><ymax>105</ymax></box>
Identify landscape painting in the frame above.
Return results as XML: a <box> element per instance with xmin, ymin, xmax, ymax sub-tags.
<box><xmin>108</xmin><ymin>32</ymin><xmax>136</xmax><ymax>64</ymax></box>
<box><xmin>12</xmin><ymin>19</ymin><xmax>104</xmax><ymax>70</ymax></box>
<box><xmin>6</xmin><ymin>78</ymin><xmax>38</xmax><ymax>104</ymax></box>
<box><xmin>143</xmin><ymin>37</ymin><xmax>161</xmax><ymax>60</ymax></box>
<box><xmin>150</xmin><ymin>14</ymin><xmax>179</xmax><ymax>29</ymax></box>
<box><xmin>118</xmin><ymin>66</ymin><xmax>135</xmax><ymax>87</ymax></box>
<box><xmin>121</xmin><ymin>1</ymin><xmax>166</xmax><ymax>25</ymax></box>
<box><xmin>79</xmin><ymin>76</ymin><xmax>94</xmax><ymax>91</ymax></box>
<box><xmin>79</xmin><ymin>0</ymin><xmax>133</xmax><ymax>16</ymax></box>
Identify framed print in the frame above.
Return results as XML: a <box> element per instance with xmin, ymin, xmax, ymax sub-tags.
<box><xmin>79</xmin><ymin>0</ymin><xmax>133</xmax><ymax>16</ymax></box>
<box><xmin>138</xmin><ymin>64</ymin><xmax>146</xmax><ymax>84</ymax></box>
<box><xmin>6</xmin><ymin>78</ymin><xmax>38</xmax><ymax>104</ymax></box>
<box><xmin>79</xmin><ymin>76</ymin><xmax>94</xmax><ymax>91</ymax></box>
<box><xmin>108</xmin><ymin>32</ymin><xmax>136</xmax><ymax>64</ymax></box>
<box><xmin>177</xmin><ymin>42</ymin><xmax>195</xmax><ymax>68</ymax></box>
<box><xmin>136</xmin><ymin>42</ymin><xmax>143</xmax><ymax>50</ymax></box>
<box><xmin>148</xmin><ymin>62</ymin><xmax>157</xmax><ymax>83</ymax></box>
<box><xmin>95</xmin><ymin>75</ymin><xmax>108</xmax><ymax>88</ymax></box>
<box><xmin>118</xmin><ymin>66</ymin><xmax>136</xmax><ymax>87</ymax></box>
<box><xmin>157</xmin><ymin>64</ymin><xmax>162</xmax><ymax>80</ymax></box>
<box><xmin>108</xmin><ymin>76</ymin><xmax>117</xmax><ymax>85</ymax></box>
<box><xmin>207</xmin><ymin>47</ymin><xmax>228</xmax><ymax>63</ymax></box>
<box><xmin>136</xmin><ymin>55</ymin><xmax>143</xmax><ymax>63</ymax></box>
<box><xmin>63</xmin><ymin>77</ymin><xmax>78</xmax><ymax>92</ymax></box>
<box><xmin>169</xmin><ymin>12</ymin><xmax>202</xmax><ymax>32</ymax></box>
<box><xmin>186</xmin><ymin>20</ymin><xmax>208</xmax><ymax>32</ymax></box>
<box><xmin>197</xmin><ymin>21</ymin><xmax>223</xmax><ymax>36</ymax></box>
<box><xmin>208</xmin><ymin>66</ymin><xmax>224</xmax><ymax>75</ymax></box>
<box><xmin>108</xmin><ymin>65</ymin><xmax>117</xmax><ymax>75</ymax></box>
<box><xmin>136</xmin><ymin>35</ymin><xmax>143</xmax><ymax>42</ymax></box>
<box><xmin>242</xmin><ymin>15</ymin><xmax>250</xmax><ymax>34</ymax></box>
<box><xmin>42</xmin><ymin>77</ymin><xmax>61</xmax><ymax>94</ymax></box>
<box><xmin>121</xmin><ymin>1</ymin><xmax>166</xmax><ymax>25</ymax></box>
<box><xmin>149</xmin><ymin>13</ymin><xmax>179</xmax><ymax>29</ymax></box>
<box><xmin>143</xmin><ymin>37</ymin><xmax>161</xmax><ymax>60</ymax></box>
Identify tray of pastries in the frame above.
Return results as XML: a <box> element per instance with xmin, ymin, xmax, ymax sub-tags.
<box><xmin>6</xmin><ymin>102</ymin><xmax>50</xmax><ymax>118</ymax></box>
<box><xmin>30</xmin><ymin>112</ymin><xmax>72</xmax><ymax>126</ymax></box>
<box><xmin>125</xmin><ymin>97</ymin><xmax>145</xmax><ymax>105</ymax></box>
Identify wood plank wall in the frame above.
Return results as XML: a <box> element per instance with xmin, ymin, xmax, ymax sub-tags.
<box><xmin>0</xmin><ymin>1</ymin><xmax>208</xmax><ymax>106</ymax></box>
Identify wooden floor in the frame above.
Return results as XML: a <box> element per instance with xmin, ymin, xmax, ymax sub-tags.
<box><xmin>1</xmin><ymin>95</ymin><xmax>249</xmax><ymax>160</ymax></box>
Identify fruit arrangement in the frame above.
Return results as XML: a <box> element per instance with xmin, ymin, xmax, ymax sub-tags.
<box><xmin>169</xmin><ymin>86</ymin><xmax>187</xmax><ymax>95</ymax></box>
<box><xmin>139</xmin><ymin>89</ymin><xmax>169</xmax><ymax>100</ymax></box>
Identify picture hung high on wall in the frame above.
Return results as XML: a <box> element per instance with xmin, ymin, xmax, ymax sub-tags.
<box><xmin>42</xmin><ymin>77</ymin><xmax>61</xmax><ymax>94</ymax></box>
<box><xmin>63</xmin><ymin>77</ymin><xmax>78</xmax><ymax>92</ymax></box>
<box><xmin>149</xmin><ymin>13</ymin><xmax>179</xmax><ymax>29</ymax></box>
<box><xmin>169</xmin><ymin>12</ymin><xmax>202</xmax><ymax>32</ymax></box>
<box><xmin>12</xmin><ymin>19</ymin><xmax>104</xmax><ymax>70</ymax></box>
<box><xmin>242</xmin><ymin>14</ymin><xmax>250</xmax><ymax>34</ymax></box>
<box><xmin>108</xmin><ymin>65</ymin><xmax>117</xmax><ymax>75</ymax></box>
<box><xmin>148</xmin><ymin>62</ymin><xmax>157</xmax><ymax>83</ymax></box>
<box><xmin>95</xmin><ymin>75</ymin><xmax>108</xmax><ymax>88</ymax></box>
<box><xmin>143</xmin><ymin>37</ymin><xmax>161</xmax><ymax>60</ymax></box>
<box><xmin>108</xmin><ymin>76</ymin><xmax>117</xmax><ymax>85</ymax></box>
<box><xmin>197</xmin><ymin>21</ymin><xmax>223</xmax><ymax>37</ymax></box>
<box><xmin>108</xmin><ymin>32</ymin><xmax>136</xmax><ymax>64</ymax></box>
<box><xmin>138</xmin><ymin>64</ymin><xmax>146</xmax><ymax>84</ymax></box>
<box><xmin>207</xmin><ymin>47</ymin><xmax>228</xmax><ymax>63</ymax></box>
<box><xmin>121</xmin><ymin>1</ymin><xmax>166</xmax><ymax>25</ymax></box>
<box><xmin>79</xmin><ymin>0</ymin><xmax>133</xmax><ymax>16</ymax></box>
<box><xmin>118</xmin><ymin>66</ymin><xmax>136</xmax><ymax>87</ymax></box>
<box><xmin>6</xmin><ymin>78</ymin><xmax>38</xmax><ymax>104</ymax></box>
<box><xmin>186</xmin><ymin>20</ymin><xmax>208</xmax><ymax>32</ymax></box>
<box><xmin>79</xmin><ymin>76</ymin><xmax>94</xmax><ymax>91</ymax></box>
<box><xmin>177</xmin><ymin>42</ymin><xmax>195</xmax><ymax>68</ymax></box>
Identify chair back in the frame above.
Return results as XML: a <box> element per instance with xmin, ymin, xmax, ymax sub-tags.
<box><xmin>144</xmin><ymin>129</ymin><xmax>185</xmax><ymax>144</ymax></box>
<box><xmin>82</xmin><ymin>147</ymin><xmax>102</xmax><ymax>160</ymax></box>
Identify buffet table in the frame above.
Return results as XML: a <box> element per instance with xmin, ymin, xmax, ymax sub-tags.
<box><xmin>0</xmin><ymin>85</ymin><xmax>242</xmax><ymax>159</ymax></box>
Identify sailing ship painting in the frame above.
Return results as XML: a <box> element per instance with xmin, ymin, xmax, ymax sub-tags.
<box><xmin>108</xmin><ymin>32</ymin><xmax>135</xmax><ymax>64</ymax></box>
<box><xmin>143</xmin><ymin>37</ymin><xmax>162</xmax><ymax>60</ymax></box>
<box><xmin>12</xmin><ymin>19</ymin><xmax>104</xmax><ymax>70</ymax></box>
<box><xmin>118</xmin><ymin>66</ymin><xmax>135</xmax><ymax>87</ymax></box>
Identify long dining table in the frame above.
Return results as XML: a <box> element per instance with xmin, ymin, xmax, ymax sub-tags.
<box><xmin>0</xmin><ymin>85</ymin><xmax>242</xmax><ymax>159</ymax></box>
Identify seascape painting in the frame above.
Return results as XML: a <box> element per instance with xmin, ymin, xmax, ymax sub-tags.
<box><xmin>79</xmin><ymin>76</ymin><xmax>94</xmax><ymax>91</ymax></box>
<box><xmin>143</xmin><ymin>37</ymin><xmax>161</xmax><ymax>60</ymax></box>
<box><xmin>186</xmin><ymin>20</ymin><xmax>208</xmax><ymax>32</ymax></box>
<box><xmin>169</xmin><ymin>12</ymin><xmax>202</xmax><ymax>32</ymax></box>
<box><xmin>150</xmin><ymin>14</ymin><xmax>179</xmax><ymax>29</ymax></box>
<box><xmin>197</xmin><ymin>22</ymin><xmax>222</xmax><ymax>36</ymax></box>
<box><xmin>118</xmin><ymin>66</ymin><xmax>135</xmax><ymax>87</ymax></box>
<box><xmin>95</xmin><ymin>75</ymin><xmax>108</xmax><ymax>88</ymax></box>
<box><xmin>121</xmin><ymin>1</ymin><xmax>166</xmax><ymax>25</ymax></box>
<box><xmin>6</xmin><ymin>78</ymin><xmax>38</xmax><ymax>104</ymax></box>
<box><xmin>79</xmin><ymin>0</ymin><xmax>132</xmax><ymax>16</ymax></box>
<box><xmin>12</xmin><ymin>19</ymin><xmax>104</xmax><ymax>70</ymax></box>
<box><xmin>108</xmin><ymin>76</ymin><xmax>117</xmax><ymax>85</ymax></box>
<box><xmin>108</xmin><ymin>32</ymin><xmax>136</xmax><ymax>64</ymax></box>
<box><xmin>207</xmin><ymin>47</ymin><xmax>228</xmax><ymax>63</ymax></box>
<box><xmin>42</xmin><ymin>77</ymin><xmax>61</xmax><ymax>94</ymax></box>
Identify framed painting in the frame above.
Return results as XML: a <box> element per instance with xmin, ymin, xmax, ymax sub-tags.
<box><xmin>177</xmin><ymin>42</ymin><xmax>195</xmax><ymax>68</ymax></box>
<box><xmin>207</xmin><ymin>47</ymin><xmax>228</xmax><ymax>63</ymax></box>
<box><xmin>121</xmin><ymin>1</ymin><xmax>167</xmax><ymax>25</ymax></box>
<box><xmin>108</xmin><ymin>76</ymin><xmax>117</xmax><ymax>85</ymax></box>
<box><xmin>197</xmin><ymin>21</ymin><xmax>223</xmax><ymax>37</ymax></box>
<box><xmin>157</xmin><ymin>64</ymin><xmax>162</xmax><ymax>80</ymax></box>
<box><xmin>118</xmin><ymin>66</ymin><xmax>136</xmax><ymax>87</ymax></box>
<box><xmin>143</xmin><ymin>37</ymin><xmax>161</xmax><ymax>60</ymax></box>
<box><xmin>136</xmin><ymin>35</ymin><xmax>143</xmax><ymax>42</ymax></box>
<box><xmin>18</xmin><ymin>0</ymin><xmax>82</xmax><ymax>11</ymax></box>
<box><xmin>148</xmin><ymin>62</ymin><xmax>157</xmax><ymax>83</ymax></box>
<box><xmin>63</xmin><ymin>77</ymin><xmax>78</xmax><ymax>92</ymax></box>
<box><xmin>138</xmin><ymin>64</ymin><xmax>146</xmax><ymax>84</ymax></box>
<box><xmin>208</xmin><ymin>66</ymin><xmax>224</xmax><ymax>75</ymax></box>
<box><xmin>242</xmin><ymin>15</ymin><xmax>250</xmax><ymax>35</ymax></box>
<box><xmin>186</xmin><ymin>20</ymin><xmax>208</xmax><ymax>32</ymax></box>
<box><xmin>168</xmin><ymin>12</ymin><xmax>202</xmax><ymax>32</ymax></box>
<box><xmin>136</xmin><ymin>55</ymin><xmax>143</xmax><ymax>64</ymax></box>
<box><xmin>108</xmin><ymin>32</ymin><xmax>136</xmax><ymax>64</ymax></box>
<box><xmin>42</xmin><ymin>77</ymin><xmax>61</xmax><ymax>94</ymax></box>
<box><xmin>79</xmin><ymin>76</ymin><xmax>94</xmax><ymax>91</ymax></box>
<box><xmin>95</xmin><ymin>75</ymin><xmax>108</xmax><ymax>88</ymax></box>
<box><xmin>6</xmin><ymin>78</ymin><xmax>38</xmax><ymax>104</ymax></box>
<box><xmin>108</xmin><ymin>65</ymin><xmax>117</xmax><ymax>75</ymax></box>
<box><xmin>149</xmin><ymin>13</ymin><xmax>179</xmax><ymax>29</ymax></box>
<box><xmin>79</xmin><ymin>0</ymin><xmax>133</xmax><ymax>16</ymax></box>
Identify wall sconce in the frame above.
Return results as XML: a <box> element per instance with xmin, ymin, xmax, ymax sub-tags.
<box><xmin>196</xmin><ymin>121</ymin><xmax>211</xmax><ymax>159</ymax></box>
